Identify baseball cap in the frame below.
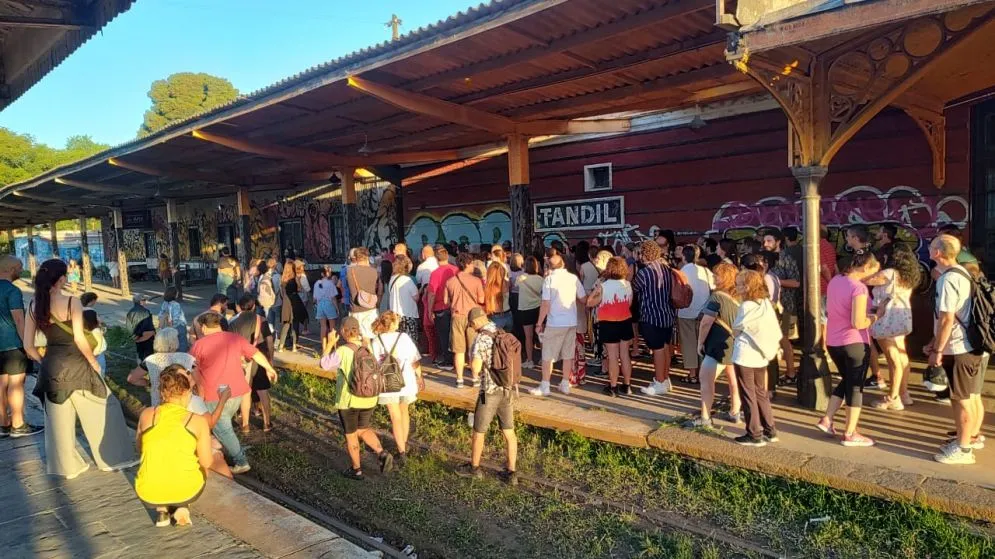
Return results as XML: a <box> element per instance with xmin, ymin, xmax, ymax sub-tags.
<box><xmin>468</xmin><ymin>307</ymin><xmax>487</xmax><ymax>324</ymax></box>
<box><xmin>132</xmin><ymin>294</ymin><xmax>148</xmax><ymax>304</ymax></box>
<box><xmin>341</xmin><ymin>316</ymin><xmax>360</xmax><ymax>332</ymax></box>
<box><xmin>922</xmin><ymin>364</ymin><xmax>948</xmax><ymax>393</ymax></box>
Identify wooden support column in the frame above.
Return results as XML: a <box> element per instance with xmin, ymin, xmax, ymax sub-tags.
<box><xmin>341</xmin><ymin>169</ymin><xmax>361</xmax><ymax>250</ymax></box>
<box><xmin>26</xmin><ymin>225</ymin><xmax>36</xmax><ymax>278</ymax></box>
<box><xmin>235</xmin><ymin>189</ymin><xmax>252</xmax><ymax>270</ymax></box>
<box><xmin>166</xmin><ymin>199</ymin><xmax>181</xmax><ymax>268</ymax></box>
<box><xmin>49</xmin><ymin>221</ymin><xmax>59</xmax><ymax>259</ymax></box>
<box><xmin>112</xmin><ymin>209</ymin><xmax>130</xmax><ymax>297</ymax></box>
<box><xmin>507</xmin><ymin>134</ymin><xmax>533</xmax><ymax>254</ymax></box>
<box><xmin>5</xmin><ymin>229</ymin><xmax>13</xmax><ymax>254</ymax></box>
<box><xmin>78</xmin><ymin>216</ymin><xmax>92</xmax><ymax>292</ymax></box>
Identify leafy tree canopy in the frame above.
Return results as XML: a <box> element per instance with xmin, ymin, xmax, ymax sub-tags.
<box><xmin>138</xmin><ymin>72</ymin><xmax>239</xmax><ymax>137</ymax></box>
<box><xmin>0</xmin><ymin>128</ymin><xmax>108</xmax><ymax>186</ymax></box>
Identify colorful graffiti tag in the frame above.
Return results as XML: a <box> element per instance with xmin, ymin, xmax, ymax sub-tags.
<box><xmin>405</xmin><ymin>208</ymin><xmax>512</xmax><ymax>250</ymax></box>
<box><xmin>708</xmin><ymin>185</ymin><xmax>969</xmax><ymax>260</ymax></box>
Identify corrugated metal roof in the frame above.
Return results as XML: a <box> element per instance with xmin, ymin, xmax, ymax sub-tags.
<box><xmin>2</xmin><ymin>0</ymin><xmax>138</xmax><ymax>111</ymax></box>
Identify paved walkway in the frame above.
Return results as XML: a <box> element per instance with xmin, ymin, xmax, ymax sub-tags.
<box><xmin>73</xmin><ymin>281</ymin><xmax>995</xmax><ymax>521</ymax></box>
<box><xmin>3</xmin><ymin>283</ymin><xmax>380</xmax><ymax>559</ymax></box>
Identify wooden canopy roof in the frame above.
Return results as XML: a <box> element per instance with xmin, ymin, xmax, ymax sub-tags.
<box><xmin>0</xmin><ymin>0</ymin><xmax>136</xmax><ymax>112</ymax></box>
<box><xmin>0</xmin><ymin>0</ymin><xmax>760</xmax><ymax>228</ymax></box>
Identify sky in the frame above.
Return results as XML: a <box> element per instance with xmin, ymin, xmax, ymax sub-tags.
<box><xmin>0</xmin><ymin>0</ymin><xmax>476</xmax><ymax>148</ymax></box>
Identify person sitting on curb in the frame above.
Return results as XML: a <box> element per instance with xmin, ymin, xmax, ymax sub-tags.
<box><xmin>456</xmin><ymin>307</ymin><xmax>518</xmax><ymax>485</ymax></box>
<box><xmin>134</xmin><ymin>367</ymin><xmax>214</xmax><ymax>528</ymax></box>
<box><xmin>321</xmin><ymin>316</ymin><xmax>393</xmax><ymax>480</ymax></box>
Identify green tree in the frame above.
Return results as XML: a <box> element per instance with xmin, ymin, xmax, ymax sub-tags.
<box><xmin>138</xmin><ymin>72</ymin><xmax>239</xmax><ymax>137</ymax></box>
<box><xmin>0</xmin><ymin>128</ymin><xmax>108</xmax><ymax>186</ymax></box>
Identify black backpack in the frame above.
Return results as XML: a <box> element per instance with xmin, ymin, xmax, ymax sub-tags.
<box><xmin>376</xmin><ymin>334</ymin><xmax>406</xmax><ymax>393</ymax></box>
<box><xmin>347</xmin><ymin>344</ymin><xmax>383</xmax><ymax>398</ymax></box>
<box><xmin>483</xmin><ymin>329</ymin><xmax>522</xmax><ymax>389</ymax></box>
<box><xmin>941</xmin><ymin>268</ymin><xmax>995</xmax><ymax>354</ymax></box>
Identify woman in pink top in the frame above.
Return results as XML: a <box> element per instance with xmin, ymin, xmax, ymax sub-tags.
<box><xmin>816</xmin><ymin>250</ymin><xmax>881</xmax><ymax>447</ymax></box>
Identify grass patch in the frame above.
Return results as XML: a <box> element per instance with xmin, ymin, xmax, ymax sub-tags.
<box><xmin>251</xmin><ymin>418</ymin><xmax>740</xmax><ymax>559</ymax></box>
<box><xmin>271</xmin><ymin>370</ymin><xmax>994</xmax><ymax>559</ymax></box>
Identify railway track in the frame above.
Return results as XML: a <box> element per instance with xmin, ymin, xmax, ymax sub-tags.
<box><xmin>268</xmin><ymin>391</ymin><xmax>786</xmax><ymax>559</ymax></box>
<box><xmin>106</xmin><ymin>348</ymin><xmax>784</xmax><ymax>558</ymax></box>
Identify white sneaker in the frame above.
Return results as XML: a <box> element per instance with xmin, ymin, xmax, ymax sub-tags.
<box><xmin>640</xmin><ymin>379</ymin><xmax>672</xmax><ymax>396</ymax></box>
<box><xmin>529</xmin><ymin>381</ymin><xmax>551</xmax><ymax>397</ymax></box>
<box><xmin>523</xmin><ymin>360</ymin><xmax>535</xmax><ymax>370</ymax></box>
<box><xmin>100</xmin><ymin>458</ymin><xmax>141</xmax><ymax>472</ymax></box>
<box><xmin>934</xmin><ymin>447</ymin><xmax>976</xmax><ymax>465</ymax></box>
<box><xmin>558</xmin><ymin>380</ymin><xmax>571</xmax><ymax>395</ymax></box>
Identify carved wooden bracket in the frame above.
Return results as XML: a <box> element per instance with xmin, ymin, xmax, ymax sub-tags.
<box><xmin>733</xmin><ymin>4</ymin><xmax>995</xmax><ymax>169</ymax></box>
<box><xmin>900</xmin><ymin>104</ymin><xmax>946</xmax><ymax>188</ymax></box>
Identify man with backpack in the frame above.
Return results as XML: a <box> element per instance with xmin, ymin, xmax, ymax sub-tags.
<box><xmin>456</xmin><ymin>307</ymin><xmax>520</xmax><ymax>485</ymax></box>
<box><xmin>259</xmin><ymin>260</ymin><xmax>281</xmax><ymax>333</ymax></box>
<box><xmin>927</xmin><ymin>234</ymin><xmax>988</xmax><ymax>465</ymax></box>
<box><xmin>763</xmin><ymin>230</ymin><xmax>799</xmax><ymax>384</ymax></box>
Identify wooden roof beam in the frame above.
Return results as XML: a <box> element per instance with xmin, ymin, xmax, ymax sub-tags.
<box><xmin>191</xmin><ymin>130</ymin><xmax>461</xmax><ymax>166</ymax></box>
<box><xmin>108</xmin><ymin>157</ymin><xmax>335</xmax><ymax>186</ymax></box>
<box><xmin>53</xmin><ymin>177</ymin><xmax>141</xmax><ymax>195</ymax></box>
<box><xmin>11</xmin><ymin>190</ymin><xmax>89</xmax><ymax>204</ymax></box>
<box><xmin>404</xmin><ymin>0</ymin><xmax>712</xmax><ymax>91</ymax></box>
<box><xmin>347</xmin><ymin>76</ymin><xmax>630</xmax><ymax>136</ymax></box>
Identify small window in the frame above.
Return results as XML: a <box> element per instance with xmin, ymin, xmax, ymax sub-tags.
<box><xmin>330</xmin><ymin>213</ymin><xmax>346</xmax><ymax>259</ymax></box>
<box><xmin>279</xmin><ymin>219</ymin><xmax>304</xmax><ymax>258</ymax></box>
<box><xmin>188</xmin><ymin>228</ymin><xmax>202</xmax><ymax>258</ymax></box>
<box><xmin>584</xmin><ymin>163</ymin><xmax>612</xmax><ymax>192</ymax></box>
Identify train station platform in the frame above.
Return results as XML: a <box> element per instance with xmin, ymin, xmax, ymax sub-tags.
<box><xmin>1</xmin><ymin>360</ymin><xmax>379</xmax><ymax>558</ymax></box>
<box><xmin>76</xmin><ymin>281</ymin><xmax>995</xmax><ymax>522</ymax></box>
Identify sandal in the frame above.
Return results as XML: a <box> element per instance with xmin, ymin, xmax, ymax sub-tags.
<box><xmin>777</xmin><ymin>375</ymin><xmax>797</xmax><ymax>386</ymax></box>
<box><xmin>679</xmin><ymin>375</ymin><xmax>699</xmax><ymax>385</ymax></box>
<box><xmin>263</xmin><ymin>423</ymin><xmax>272</xmax><ymax>433</ymax></box>
<box><xmin>240</xmin><ymin>426</ymin><xmax>250</xmax><ymax>434</ymax></box>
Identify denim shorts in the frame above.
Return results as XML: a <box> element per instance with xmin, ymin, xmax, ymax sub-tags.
<box><xmin>316</xmin><ymin>299</ymin><xmax>338</xmax><ymax>320</ymax></box>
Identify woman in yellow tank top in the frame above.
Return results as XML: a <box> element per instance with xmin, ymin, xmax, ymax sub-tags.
<box><xmin>135</xmin><ymin>368</ymin><xmax>213</xmax><ymax>527</ymax></box>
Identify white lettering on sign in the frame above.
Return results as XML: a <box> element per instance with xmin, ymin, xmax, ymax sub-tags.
<box><xmin>534</xmin><ymin>196</ymin><xmax>625</xmax><ymax>232</ymax></box>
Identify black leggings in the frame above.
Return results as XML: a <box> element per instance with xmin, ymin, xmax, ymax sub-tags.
<box><xmin>828</xmin><ymin>343</ymin><xmax>870</xmax><ymax>407</ymax></box>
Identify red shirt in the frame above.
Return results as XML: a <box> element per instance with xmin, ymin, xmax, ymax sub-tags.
<box><xmin>190</xmin><ymin>331</ymin><xmax>257</xmax><ymax>401</ymax></box>
<box><xmin>819</xmin><ymin>238</ymin><xmax>838</xmax><ymax>295</ymax></box>
<box><xmin>428</xmin><ymin>263</ymin><xmax>459</xmax><ymax>312</ymax></box>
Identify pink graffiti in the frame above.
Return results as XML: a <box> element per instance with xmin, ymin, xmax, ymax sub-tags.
<box><xmin>710</xmin><ymin>186</ymin><xmax>968</xmax><ymax>239</ymax></box>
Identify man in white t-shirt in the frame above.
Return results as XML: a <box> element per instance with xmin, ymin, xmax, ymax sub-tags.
<box><xmin>927</xmin><ymin>234</ymin><xmax>985</xmax><ymax>465</ymax></box>
<box><xmin>677</xmin><ymin>245</ymin><xmax>714</xmax><ymax>384</ymax></box>
<box><xmin>530</xmin><ymin>254</ymin><xmax>586</xmax><ymax>397</ymax></box>
<box><xmin>415</xmin><ymin>245</ymin><xmax>439</xmax><ymax>288</ymax></box>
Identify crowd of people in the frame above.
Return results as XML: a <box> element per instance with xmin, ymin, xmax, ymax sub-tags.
<box><xmin>0</xmin><ymin>220</ymin><xmax>988</xmax><ymax>528</ymax></box>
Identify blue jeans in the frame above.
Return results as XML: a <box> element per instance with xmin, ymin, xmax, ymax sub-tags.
<box><xmin>267</xmin><ymin>305</ymin><xmax>282</xmax><ymax>335</ymax></box>
<box><xmin>206</xmin><ymin>397</ymin><xmax>247</xmax><ymax>466</ymax></box>
<box><xmin>490</xmin><ymin>311</ymin><xmax>512</xmax><ymax>331</ymax></box>
<box><xmin>175</xmin><ymin>323</ymin><xmax>189</xmax><ymax>352</ymax></box>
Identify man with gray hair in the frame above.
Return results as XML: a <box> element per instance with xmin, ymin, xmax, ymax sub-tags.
<box><xmin>0</xmin><ymin>255</ymin><xmax>41</xmax><ymax>438</ymax></box>
<box><xmin>927</xmin><ymin>234</ymin><xmax>986</xmax><ymax>465</ymax></box>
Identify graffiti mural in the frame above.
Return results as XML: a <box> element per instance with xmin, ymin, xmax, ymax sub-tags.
<box><xmin>405</xmin><ymin>208</ymin><xmax>512</xmax><ymax>250</ymax></box>
<box><xmin>708</xmin><ymin>185</ymin><xmax>969</xmax><ymax>261</ymax></box>
<box><xmin>360</xmin><ymin>181</ymin><xmax>399</xmax><ymax>255</ymax></box>
<box><xmin>169</xmin><ymin>179</ymin><xmax>397</xmax><ymax>264</ymax></box>
<box><xmin>121</xmin><ymin>230</ymin><xmax>145</xmax><ymax>261</ymax></box>
<box><xmin>596</xmin><ymin>223</ymin><xmax>662</xmax><ymax>253</ymax></box>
